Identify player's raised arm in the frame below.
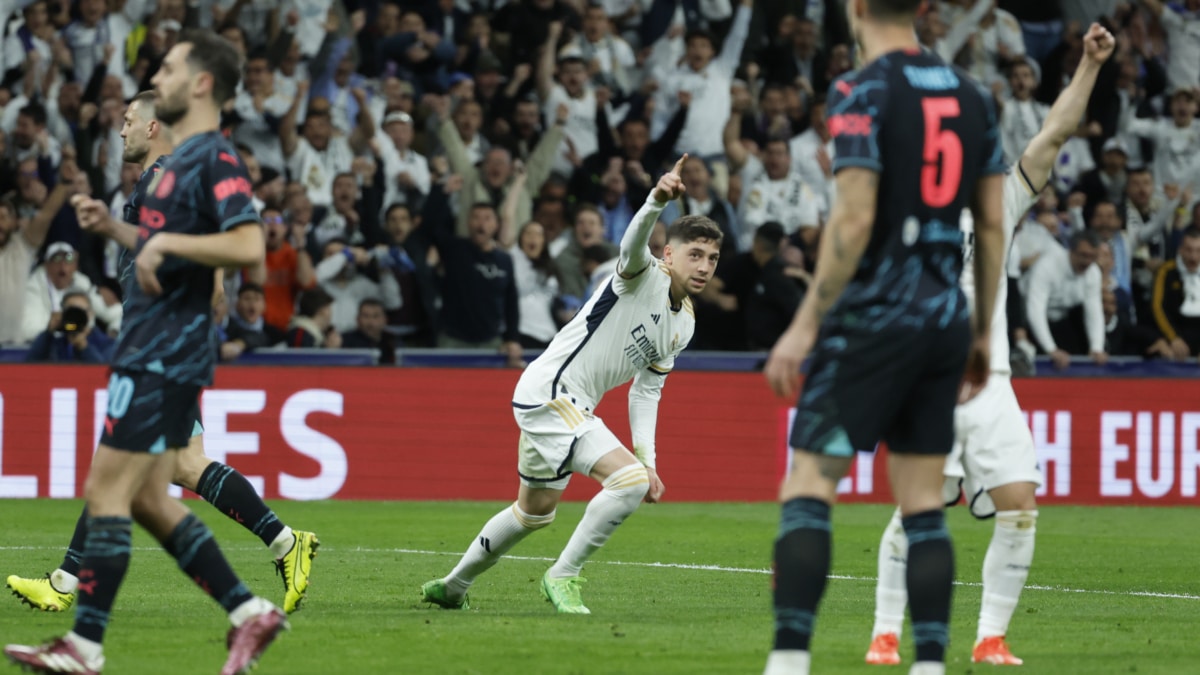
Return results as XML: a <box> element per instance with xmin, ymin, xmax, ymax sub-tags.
<box><xmin>1021</xmin><ymin>24</ymin><xmax>1114</xmax><ymax>189</ymax></box>
<box><xmin>617</xmin><ymin>154</ymin><xmax>687</xmax><ymax>279</ymax></box>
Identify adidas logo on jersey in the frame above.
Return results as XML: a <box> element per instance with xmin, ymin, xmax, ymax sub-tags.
<box><xmin>651</xmin><ymin>313</ymin><xmax>661</xmax><ymax>325</ymax></box>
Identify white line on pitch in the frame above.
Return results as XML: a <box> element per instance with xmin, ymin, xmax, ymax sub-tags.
<box><xmin>2</xmin><ymin>545</ymin><xmax>1196</xmax><ymax>602</ymax></box>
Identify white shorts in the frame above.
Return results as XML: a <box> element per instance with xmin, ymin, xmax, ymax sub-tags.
<box><xmin>943</xmin><ymin>374</ymin><xmax>1043</xmax><ymax>518</ymax></box>
<box><xmin>513</xmin><ymin>399</ymin><xmax>624</xmax><ymax>490</ymax></box>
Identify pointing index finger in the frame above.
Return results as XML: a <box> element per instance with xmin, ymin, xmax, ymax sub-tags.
<box><xmin>671</xmin><ymin>153</ymin><xmax>688</xmax><ymax>176</ymax></box>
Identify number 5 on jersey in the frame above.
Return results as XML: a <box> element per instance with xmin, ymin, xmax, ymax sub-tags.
<box><xmin>920</xmin><ymin>97</ymin><xmax>963</xmax><ymax>208</ymax></box>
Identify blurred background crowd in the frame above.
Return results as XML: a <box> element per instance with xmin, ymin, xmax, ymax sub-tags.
<box><xmin>0</xmin><ymin>0</ymin><xmax>1197</xmax><ymax>371</ymax></box>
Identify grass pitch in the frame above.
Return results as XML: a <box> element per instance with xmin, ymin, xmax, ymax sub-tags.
<box><xmin>0</xmin><ymin>500</ymin><xmax>1195</xmax><ymax>674</ymax></box>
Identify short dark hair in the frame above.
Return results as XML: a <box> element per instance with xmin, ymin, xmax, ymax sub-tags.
<box><xmin>385</xmin><ymin>203</ymin><xmax>412</xmax><ymax>219</ymax></box>
<box><xmin>867</xmin><ymin>0</ymin><xmax>925</xmax><ymax>20</ymax></box>
<box><xmin>1069</xmin><ymin>229</ymin><xmax>1101</xmax><ymax>251</ymax></box>
<box><xmin>470</xmin><ymin>202</ymin><xmax>497</xmax><ymax>216</ymax></box>
<box><xmin>130</xmin><ymin>90</ymin><xmax>156</xmax><ymax>113</ymax></box>
<box><xmin>667</xmin><ymin>215</ymin><xmax>723</xmax><ymax>246</ymax></box>
<box><xmin>1183</xmin><ymin>226</ymin><xmax>1200</xmax><ymax>241</ymax></box>
<box><xmin>238</xmin><ymin>282</ymin><xmax>265</xmax><ymax>296</ymax></box>
<box><xmin>685</xmin><ymin>27</ymin><xmax>715</xmax><ymax>49</ymax></box>
<box><xmin>297</xmin><ymin>288</ymin><xmax>333</xmax><ymax>317</ymax></box>
<box><xmin>754</xmin><ymin>222</ymin><xmax>786</xmax><ymax>250</ymax></box>
<box><xmin>573</xmin><ymin>202</ymin><xmax>602</xmax><ymax>223</ymax></box>
<box><xmin>19</xmin><ymin>101</ymin><xmax>47</xmax><ymax>126</ymax></box>
<box><xmin>178</xmin><ymin>29</ymin><xmax>243</xmax><ymax>105</ymax></box>
<box><xmin>582</xmin><ymin>244</ymin><xmax>614</xmax><ymax>265</ymax></box>
<box><xmin>358</xmin><ymin>297</ymin><xmax>385</xmax><ymax>312</ymax></box>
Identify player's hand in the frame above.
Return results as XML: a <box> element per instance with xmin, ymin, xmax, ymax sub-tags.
<box><xmin>652</xmin><ymin>154</ymin><xmax>688</xmax><ymax>203</ymax></box>
<box><xmin>135</xmin><ymin>236</ymin><xmax>167</xmax><ymax>296</ymax></box>
<box><xmin>644</xmin><ymin>467</ymin><xmax>666</xmax><ymax>503</ymax></box>
<box><xmin>1090</xmin><ymin>350</ymin><xmax>1109</xmax><ymax>366</ymax></box>
<box><xmin>71</xmin><ymin>195</ymin><xmax>112</xmax><ymax>235</ymax></box>
<box><xmin>1049</xmin><ymin>348</ymin><xmax>1072</xmax><ymax>370</ymax></box>
<box><xmin>1170</xmin><ymin>337</ymin><xmax>1190</xmax><ymax>360</ymax></box>
<box><xmin>1082</xmin><ymin>22</ymin><xmax>1116</xmax><ymax>65</ymax></box>
<box><xmin>958</xmin><ymin>334</ymin><xmax>991</xmax><ymax>404</ymax></box>
<box><xmin>764</xmin><ymin>320</ymin><xmax>816</xmax><ymax>400</ymax></box>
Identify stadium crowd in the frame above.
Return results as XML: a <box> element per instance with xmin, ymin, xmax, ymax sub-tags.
<box><xmin>0</xmin><ymin>0</ymin><xmax>1197</xmax><ymax>370</ymax></box>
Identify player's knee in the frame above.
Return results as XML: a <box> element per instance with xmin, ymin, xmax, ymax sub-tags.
<box><xmin>995</xmin><ymin>509</ymin><xmax>1037</xmax><ymax>532</ymax></box>
<box><xmin>512</xmin><ymin>504</ymin><xmax>555</xmax><ymax>531</ymax></box>
<box><xmin>602</xmin><ymin>464</ymin><xmax>650</xmax><ymax>505</ymax></box>
<box><xmin>171</xmin><ymin>453</ymin><xmax>212</xmax><ymax>491</ymax></box>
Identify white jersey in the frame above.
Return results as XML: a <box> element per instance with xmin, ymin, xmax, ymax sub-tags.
<box><xmin>959</xmin><ymin>165</ymin><xmax>1039</xmax><ymax>375</ymax></box>
<box><xmin>513</xmin><ymin>259</ymin><xmax>694</xmax><ymax>412</ymax></box>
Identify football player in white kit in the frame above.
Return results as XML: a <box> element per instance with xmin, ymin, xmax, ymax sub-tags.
<box><xmin>420</xmin><ymin>156</ymin><xmax>723</xmax><ymax>614</ymax></box>
<box><xmin>865</xmin><ymin>24</ymin><xmax>1116</xmax><ymax>667</ymax></box>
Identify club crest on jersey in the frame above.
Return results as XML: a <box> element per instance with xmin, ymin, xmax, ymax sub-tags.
<box><xmin>902</xmin><ymin>216</ymin><xmax>920</xmax><ymax>247</ymax></box>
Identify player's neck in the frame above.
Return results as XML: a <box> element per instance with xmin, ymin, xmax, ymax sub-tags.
<box><xmin>141</xmin><ymin>144</ymin><xmax>170</xmax><ymax>172</ymax></box>
<box><xmin>857</xmin><ymin>22</ymin><xmax>919</xmax><ymax>66</ymax></box>
<box><xmin>166</xmin><ymin>106</ymin><xmax>221</xmax><ymax>149</ymax></box>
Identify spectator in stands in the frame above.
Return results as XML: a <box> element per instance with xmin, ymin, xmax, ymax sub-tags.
<box><xmin>537</xmin><ymin>22</ymin><xmax>598</xmax><ymax>176</ymax></box>
<box><xmin>374</xmin><ymin>203</ymin><xmax>436</xmax><ymax>346</ymax></box>
<box><xmin>573</xmin><ymin>3</ymin><xmax>636</xmax><ymax>96</ymax></box>
<box><xmin>423</xmin><ymin>191</ymin><xmax>521</xmax><ymax>365</ymax></box>
<box><xmin>724</xmin><ymin>110</ymin><xmax>820</xmax><ymax>250</ymax></box>
<box><xmin>282</xmin><ymin>85</ymin><xmax>374</xmax><ymax>208</ymax></box>
<box><xmin>312</xmin><ymin>172</ymin><xmax>376</xmax><ymax>249</ymax></box>
<box><xmin>222</xmin><ymin>283</ymin><xmax>286</xmax><ymax>362</ymax></box>
<box><xmin>570</xmin><ymin>94</ymin><xmax>690</xmax><ymax>210</ymax></box>
<box><xmin>0</xmin><ymin>196</ymin><xmax>48</xmax><ymax>344</ymax></box>
<box><xmin>434</xmin><ymin>94</ymin><xmax>564</xmax><ymax>235</ymax></box>
<box><xmin>1138</xmin><ymin>0</ymin><xmax>1200</xmax><ymax>93</ymax></box>
<box><xmin>1077</xmin><ymin>138</ymin><xmax>1129</xmax><ymax>208</ymax></box>
<box><xmin>555</xmin><ymin>203</ymin><xmax>618</xmax><ymax>301</ymax></box>
<box><xmin>1123</xmin><ymin>87</ymin><xmax>1200</xmax><ymax>196</ymax></box>
<box><xmin>260</xmin><ymin>205</ymin><xmax>315</xmax><ymax>331</ymax></box>
<box><xmin>651</xmin><ymin>0</ymin><xmax>751</xmax><ymax>159</ymax></box>
<box><xmin>286</xmin><ymin>287</ymin><xmax>341</xmax><ymax>349</ymax></box>
<box><xmin>701</xmin><ymin>222</ymin><xmax>805</xmax><ymax>351</ymax></box>
<box><xmin>499</xmin><ymin>169</ymin><xmax>562</xmax><ymax>349</ymax></box>
<box><xmin>314</xmin><ymin>238</ymin><xmax>400</xmax><ymax>334</ymax></box>
<box><xmin>1150</xmin><ymin>227</ymin><xmax>1200</xmax><ymax>361</ymax></box>
<box><xmin>788</xmin><ymin>94</ymin><xmax>834</xmax><ymax>219</ymax></box>
<box><xmin>378</xmin><ymin>111</ymin><xmax>431</xmax><ymax>211</ymax></box>
<box><xmin>231</xmin><ymin>48</ymin><xmax>294</xmax><ymax>174</ymax></box>
<box><xmin>1000</xmin><ymin>58</ymin><xmax>1049</xmax><ymax>165</ymax></box>
<box><xmin>1098</xmin><ymin>241</ymin><xmax>1171</xmax><ymax>357</ymax></box>
<box><xmin>341</xmin><ymin>298</ymin><xmax>397</xmax><ymax>365</ymax></box>
<box><xmin>5</xmin><ymin>100</ymin><xmax>61</xmax><ymax>169</ymax></box>
<box><xmin>1025</xmin><ymin>230</ymin><xmax>1108</xmax><ymax>369</ymax></box>
<box><xmin>21</xmin><ymin>241</ymin><xmax>121</xmax><ymax>343</ymax></box>
<box><xmin>25</xmin><ymin>289</ymin><xmax>113</xmax><ymax>363</ymax></box>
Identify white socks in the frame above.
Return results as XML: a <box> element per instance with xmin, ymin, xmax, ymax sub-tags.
<box><xmin>444</xmin><ymin>503</ymin><xmax>554</xmax><ymax>598</ymax></box>
<box><xmin>64</xmin><ymin>632</ymin><xmax>104</xmax><ymax>667</ymax></box>
<box><xmin>875</xmin><ymin>507</ymin><xmax>1038</xmax><ymax>643</ymax></box>
<box><xmin>873</xmin><ymin>509</ymin><xmax>908</xmax><ymax>639</ymax></box>
<box><xmin>268</xmin><ymin>527</ymin><xmax>295</xmax><ymax>559</ymax></box>
<box><xmin>909</xmin><ymin>661</ymin><xmax>945</xmax><ymax>675</ymax></box>
<box><xmin>978</xmin><ymin>510</ymin><xmax>1037</xmax><ymax>641</ymax></box>
<box><xmin>763</xmin><ymin>650</ymin><xmax>810</xmax><ymax>675</ymax></box>
<box><xmin>51</xmin><ymin>569</ymin><xmax>79</xmax><ymax>594</ymax></box>
<box><xmin>229</xmin><ymin>596</ymin><xmax>277</xmax><ymax>627</ymax></box>
<box><xmin>547</xmin><ymin>464</ymin><xmax>649</xmax><ymax>579</ymax></box>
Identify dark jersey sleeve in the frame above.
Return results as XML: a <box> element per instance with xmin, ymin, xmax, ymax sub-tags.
<box><xmin>826</xmin><ymin>74</ymin><xmax>888</xmax><ymax>174</ymax></box>
<box><xmin>205</xmin><ymin>148</ymin><xmax>261</xmax><ymax>233</ymax></box>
